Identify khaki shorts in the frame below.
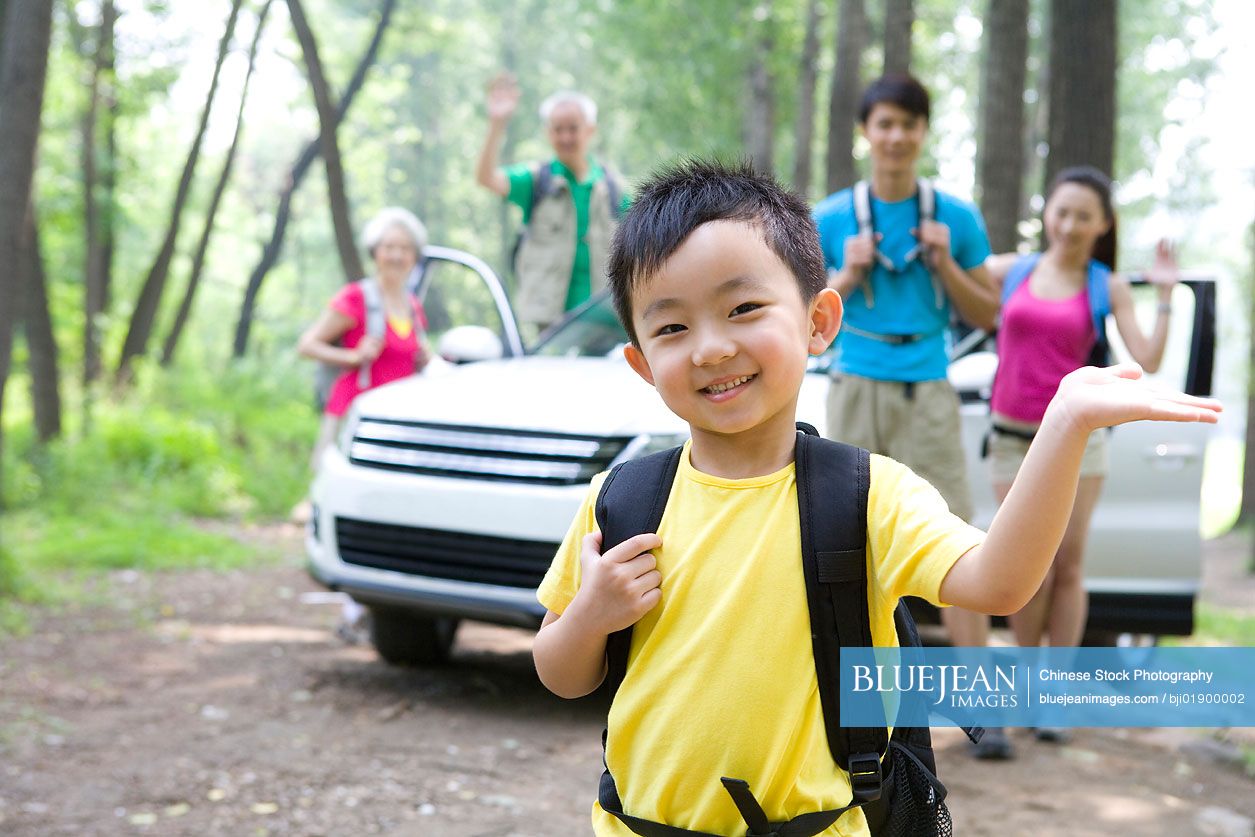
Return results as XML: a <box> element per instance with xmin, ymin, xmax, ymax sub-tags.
<box><xmin>826</xmin><ymin>374</ymin><xmax>974</xmax><ymax>522</ymax></box>
<box><xmin>986</xmin><ymin>420</ymin><xmax>1109</xmax><ymax>485</ymax></box>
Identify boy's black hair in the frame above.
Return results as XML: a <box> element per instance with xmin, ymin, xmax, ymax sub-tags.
<box><xmin>607</xmin><ymin>158</ymin><xmax>827</xmax><ymax>346</ymax></box>
<box><xmin>1046</xmin><ymin>165</ymin><xmax>1119</xmax><ymax>271</ymax></box>
<box><xmin>858</xmin><ymin>73</ymin><xmax>931</xmax><ymax>124</ymax></box>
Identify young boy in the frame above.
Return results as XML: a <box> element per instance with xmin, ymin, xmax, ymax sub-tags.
<box><xmin>814</xmin><ymin>74</ymin><xmax>1008</xmax><ymax>754</ymax></box>
<box><xmin>533</xmin><ymin>160</ymin><xmax>1218</xmax><ymax>836</ymax></box>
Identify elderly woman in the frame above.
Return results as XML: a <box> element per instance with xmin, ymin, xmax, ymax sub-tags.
<box><xmin>298</xmin><ymin>207</ymin><xmax>431</xmax><ymax>470</ymax></box>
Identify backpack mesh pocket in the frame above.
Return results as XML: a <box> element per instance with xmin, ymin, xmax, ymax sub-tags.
<box><xmin>880</xmin><ymin>740</ymin><xmax>952</xmax><ymax>837</ymax></box>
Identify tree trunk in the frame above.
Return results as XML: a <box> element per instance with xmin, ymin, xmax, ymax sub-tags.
<box><xmin>286</xmin><ymin>0</ymin><xmax>365</xmax><ymax>284</ymax></box>
<box><xmin>882</xmin><ymin>0</ymin><xmax>913</xmax><ymax>75</ymax></box>
<box><xmin>115</xmin><ymin>0</ymin><xmax>243</xmax><ymax>384</ymax></box>
<box><xmin>743</xmin><ymin>2</ymin><xmax>775</xmax><ymax>174</ymax></box>
<box><xmin>161</xmin><ymin>0</ymin><xmax>272</xmax><ymax>367</ymax></box>
<box><xmin>83</xmin><ymin>0</ymin><xmax>117</xmax><ymax>385</ymax></box>
<box><xmin>792</xmin><ymin>0</ymin><xmax>822</xmax><ymax>196</ymax></box>
<box><xmin>1044</xmin><ymin>0</ymin><xmax>1116</xmax><ymax>188</ymax></box>
<box><xmin>232</xmin><ymin>0</ymin><xmax>396</xmax><ymax>358</ymax></box>
<box><xmin>1240</xmin><ymin>223</ymin><xmax>1255</xmax><ymax>531</ymax></box>
<box><xmin>19</xmin><ymin>209</ymin><xmax>60</xmax><ymax>441</ymax></box>
<box><xmin>0</xmin><ymin>0</ymin><xmax>54</xmax><ymax>503</ymax></box>
<box><xmin>977</xmin><ymin>0</ymin><xmax>1029</xmax><ymax>253</ymax></box>
<box><xmin>825</xmin><ymin>0</ymin><xmax>865</xmax><ymax>194</ymax></box>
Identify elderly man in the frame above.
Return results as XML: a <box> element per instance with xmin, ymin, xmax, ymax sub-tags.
<box><xmin>476</xmin><ymin>73</ymin><xmax>628</xmax><ymax>339</ymax></box>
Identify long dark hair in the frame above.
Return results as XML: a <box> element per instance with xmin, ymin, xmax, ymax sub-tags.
<box><xmin>1046</xmin><ymin>166</ymin><xmax>1118</xmax><ymax>271</ymax></box>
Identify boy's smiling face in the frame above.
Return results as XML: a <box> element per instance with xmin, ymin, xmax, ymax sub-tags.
<box><xmin>623</xmin><ymin>220</ymin><xmax>841</xmax><ymax>456</ymax></box>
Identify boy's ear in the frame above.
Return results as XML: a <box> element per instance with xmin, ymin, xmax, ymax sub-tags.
<box><xmin>808</xmin><ymin>287</ymin><xmax>843</xmax><ymax>355</ymax></box>
<box><xmin>623</xmin><ymin>343</ymin><xmax>655</xmax><ymax>386</ymax></box>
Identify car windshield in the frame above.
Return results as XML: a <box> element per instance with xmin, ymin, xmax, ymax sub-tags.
<box><xmin>531</xmin><ymin>294</ymin><xmax>629</xmax><ymax>358</ymax></box>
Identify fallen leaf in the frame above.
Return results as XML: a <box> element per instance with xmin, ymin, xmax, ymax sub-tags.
<box><xmin>250</xmin><ymin>802</ymin><xmax>279</xmax><ymax>815</ymax></box>
<box><xmin>164</xmin><ymin>803</ymin><xmax>190</xmax><ymax>818</ymax></box>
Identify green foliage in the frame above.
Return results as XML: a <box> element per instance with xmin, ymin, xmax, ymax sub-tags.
<box><xmin>0</xmin><ymin>354</ymin><xmax>315</xmax><ymax>613</ymax></box>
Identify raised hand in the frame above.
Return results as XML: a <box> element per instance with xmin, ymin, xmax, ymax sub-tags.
<box><xmin>486</xmin><ymin>72</ymin><xmax>520</xmax><ymax>124</ymax></box>
<box><xmin>1146</xmin><ymin>239</ymin><xmax>1180</xmax><ymax>298</ymax></box>
<box><xmin>572</xmin><ymin>531</ymin><xmax>663</xmax><ymax>635</ymax></box>
<box><xmin>1049</xmin><ymin>363</ymin><xmax>1221</xmax><ymax>435</ymax></box>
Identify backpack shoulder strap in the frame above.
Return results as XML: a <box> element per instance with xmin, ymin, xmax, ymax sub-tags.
<box><xmin>594</xmin><ymin>445</ymin><xmax>683</xmax><ymax>699</ymax></box>
<box><xmin>528</xmin><ymin>160</ymin><xmax>556</xmax><ymax>217</ymax></box>
<box><xmin>356</xmin><ymin>278</ymin><xmax>385</xmax><ymax>388</ymax></box>
<box><xmin>357</xmin><ymin>278</ymin><xmax>385</xmax><ymax>338</ymax></box>
<box><xmin>1085</xmin><ymin>259</ymin><xmax>1114</xmax><ymax>365</ymax></box>
<box><xmin>793</xmin><ymin>427</ymin><xmax>887</xmax><ymax>804</ymax></box>
<box><xmin>852</xmin><ymin>180</ymin><xmax>874</xmax><ymax>238</ymax></box>
<box><xmin>916</xmin><ymin>178</ymin><xmax>935</xmax><ymax>225</ymax></box>
<box><xmin>1001</xmin><ymin>253</ymin><xmax>1041</xmax><ymax>305</ymax></box>
<box><xmin>600</xmin><ymin>160</ymin><xmax>625</xmax><ymax>219</ymax></box>
<box><xmin>1086</xmin><ymin>259</ymin><xmax>1113</xmax><ymax>322</ymax></box>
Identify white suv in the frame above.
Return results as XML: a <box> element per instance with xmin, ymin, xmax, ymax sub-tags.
<box><xmin>306</xmin><ymin>247</ymin><xmax>1216</xmax><ymax>664</ymax></box>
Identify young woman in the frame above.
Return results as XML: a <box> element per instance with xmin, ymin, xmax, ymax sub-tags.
<box><xmin>985</xmin><ymin>167</ymin><xmax>1178</xmax><ymax>738</ymax></box>
<box><xmin>298</xmin><ymin>207</ymin><xmax>432</xmax><ymax>470</ymax></box>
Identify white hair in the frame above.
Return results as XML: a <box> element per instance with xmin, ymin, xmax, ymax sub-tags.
<box><xmin>539</xmin><ymin>90</ymin><xmax>597</xmax><ymax>126</ymax></box>
<box><xmin>359</xmin><ymin>207</ymin><xmax>428</xmax><ymax>255</ymax></box>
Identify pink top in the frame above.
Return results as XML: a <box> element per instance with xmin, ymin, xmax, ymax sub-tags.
<box><xmin>990</xmin><ymin>277</ymin><xmax>1095</xmax><ymax>423</ymax></box>
<box><xmin>324</xmin><ymin>282</ymin><xmax>428</xmax><ymax>417</ymax></box>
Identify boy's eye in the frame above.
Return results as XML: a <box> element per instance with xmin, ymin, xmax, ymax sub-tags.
<box><xmin>730</xmin><ymin>302</ymin><xmax>762</xmax><ymax>317</ymax></box>
<box><xmin>656</xmin><ymin>323</ymin><xmax>686</xmax><ymax>336</ymax></box>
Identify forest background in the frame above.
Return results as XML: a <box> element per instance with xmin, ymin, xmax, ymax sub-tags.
<box><xmin>0</xmin><ymin>0</ymin><xmax>1251</xmax><ymax>630</ymax></box>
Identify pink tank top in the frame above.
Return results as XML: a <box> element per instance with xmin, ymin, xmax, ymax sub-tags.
<box><xmin>990</xmin><ymin>277</ymin><xmax>1095</xmax><ymax>423</ymax></box>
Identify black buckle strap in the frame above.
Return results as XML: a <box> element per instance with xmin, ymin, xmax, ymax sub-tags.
<box><xmin>847</xmin><ymin>752</ymin><xmax>883</xmax><ymax>804</ymax></box>
<box><xmin>720</xmin><ymin>778</ymin><xmax>774</xmax><ymax>836</ymax></box>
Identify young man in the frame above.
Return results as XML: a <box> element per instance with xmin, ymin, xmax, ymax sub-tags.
<box><xmin>533</xmin><ymin>159</ymin><xmax>1218</xmax><ymax>836</ymax></box>
<box><xmin>475</xmin><ymin>73</ymin><xmax>628</xmax><ymax>339</ymax></box>
<box><xmin>813</xmin><ymin>74</ymin><xmax>1009</xmax><ymax>755</ymax></box>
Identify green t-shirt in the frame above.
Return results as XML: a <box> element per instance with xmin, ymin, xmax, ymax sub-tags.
<box><xmin>504</xmin><ymin>158</ymin><xmax>630</xmax><ymax>312</ymax></box>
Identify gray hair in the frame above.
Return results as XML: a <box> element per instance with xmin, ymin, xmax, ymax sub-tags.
<box><xmin>360</xmin><ymin>207</ymin><xmax>428</xmax><ymax>255</ymax></box>
<box><xmin>539</xmin><ymin>90</ymin><xmax>597</xmax><ymax>126</ymax></box>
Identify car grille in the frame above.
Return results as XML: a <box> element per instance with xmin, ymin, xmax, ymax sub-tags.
<box><xmin>335</xmin><ymin>516</ymin><xmax>558</xmax><ymax>589</ymax></box>
<box><xmin>348</xmin><ymin>419</ymin><xmax>634</xmax><ymax>485</ymax></box>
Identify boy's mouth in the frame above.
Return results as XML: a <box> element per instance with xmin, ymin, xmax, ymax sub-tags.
<box><xmin>700</xmin><ymin>374</ymin><xmax>756</xmax><ymax>395</ymax></box>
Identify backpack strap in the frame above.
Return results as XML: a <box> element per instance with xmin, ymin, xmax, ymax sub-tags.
<box><xmin>793</xmin><ymin>428</ymin><xmax>887</xmax><ymax>804</ymax></box>
<box><xmin>1000</xmin><ymin>253</ymin><xmax>1040</xmax><ymax>307</ymax></box>
<box><xmin>601</xmin><ymin>160</ymin><xmax>626</xmax><ymax>220</ymax></box>
<box><xmin>357</xmin><ymin>278</ymin><xmax>385</xmax><ymax>389</ymax></box>
<box><xmin>1085</xmin><ymin>259</ymin><xmax>1113</xmax><ymax>366</ymax></box>
<box><xmin>526</xmin><ymin>160</ymin><xmax>557</xmax><ymax>221</ymax></box>
<box><xmin>594</xmin><ymin>446</ymin><xmax>682</xmax><ymax>699</ymax></box>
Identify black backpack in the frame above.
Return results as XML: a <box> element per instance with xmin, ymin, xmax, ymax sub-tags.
<box><xmin>593</xmin><ymin>423</ymin><xmax>976</xmax><ymax>837</ymax></box>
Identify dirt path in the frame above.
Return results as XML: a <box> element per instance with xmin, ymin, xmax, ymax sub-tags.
<box><xmin>1</xmin><ymin>524</ymin><xmax>1252</xmax><ymax>836</ymax></box>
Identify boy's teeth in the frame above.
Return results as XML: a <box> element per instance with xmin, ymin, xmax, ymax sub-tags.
<box><xmin>706</xmin><ymin>375</ymin><xmax>752</xmax><ymax>394</ymax></box>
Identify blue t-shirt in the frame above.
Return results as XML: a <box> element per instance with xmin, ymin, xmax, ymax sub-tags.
<box><xmin>813</xmin><ymin>185</ymin><xmax>991</xmax><ymax>382</ymax></box>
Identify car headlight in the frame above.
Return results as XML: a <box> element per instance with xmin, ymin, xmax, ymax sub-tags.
<box><xmin>618</xmin><ymin>432</ymin><xmax>690</xmax><ymax>464</ymax></box>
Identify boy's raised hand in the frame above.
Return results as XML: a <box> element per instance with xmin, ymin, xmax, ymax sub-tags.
<box><xmin>573</xmin><ymin>532</ymin><xmax>663</xmax><ymax>635</ymax></box>
<box><xmin>1048</xmin><ymin>363</ymin><xmax>1221</xmax><ymax>435</ymax></box>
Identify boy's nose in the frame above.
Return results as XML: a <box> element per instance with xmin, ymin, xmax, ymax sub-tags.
<box><xmin>691</xmin><ymin>332</ymin><xmax>736</xmax><ymax>367</ymax></box>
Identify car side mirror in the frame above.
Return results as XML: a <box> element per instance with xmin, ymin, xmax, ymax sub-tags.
<box><xmin>948</xmin><ymin>350</ymin><xmax>998</xmax><ymax>401</ymax></box>
<box><xmin>438</xmin><ymin>325</ymin><xmax>504</xmax><ymax>364</ymax></box>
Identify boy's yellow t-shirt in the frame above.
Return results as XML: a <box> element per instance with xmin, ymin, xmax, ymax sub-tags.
<box><xmin>537</xmin><ymin>443</ymin><xmax>985</xmax><ymax>837</ymax></box>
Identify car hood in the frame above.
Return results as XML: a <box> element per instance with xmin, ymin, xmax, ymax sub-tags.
<box><xmin>350</xmin><ymin>356</ymin><xmax>833</xmax><ymax>438</ymax></box>
<box><xmin>350</xmin><ymin>357</ymin><xmax>687</xmax><ymax>437</ymax></box>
